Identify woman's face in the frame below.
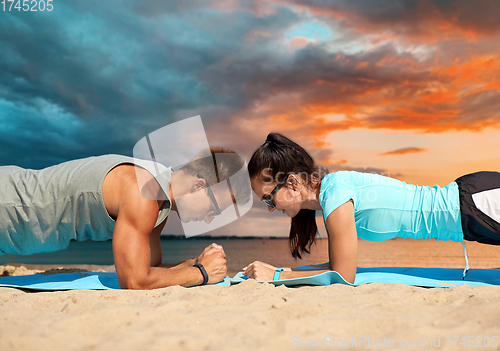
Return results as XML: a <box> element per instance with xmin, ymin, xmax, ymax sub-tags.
<box><xmin>250</xmin><ymin>176</ymin><xmax>302</xmax><ymax>217</ymax></box>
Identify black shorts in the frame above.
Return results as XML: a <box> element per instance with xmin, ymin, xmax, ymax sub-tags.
<box><xmin>455</xmin><ymin>171</ymin><xmax>500</xmax><ymax>245</ymax></box>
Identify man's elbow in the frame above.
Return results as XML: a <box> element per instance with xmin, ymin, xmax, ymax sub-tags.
<box><xmin>118</xmin><ymin>276</ymin><xmax>152</xmax><ymax>290</ymax></box>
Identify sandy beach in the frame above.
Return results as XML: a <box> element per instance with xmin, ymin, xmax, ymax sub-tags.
<box><xmin>1</xmin><ymin>239</ymin><xmax>500</xmax><ymax>351</ymax></box>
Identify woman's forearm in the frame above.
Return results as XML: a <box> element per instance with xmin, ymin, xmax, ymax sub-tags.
<box><xmin>280</xmin><ymin>269</ymin><xmax>330</xmax><ymax>280</ymax></box>
<box><xmin>288</xmin><ymin>262</ymin><xmax>330</xmax><ymax>271</ymax></box>
<box><xmin>281</xmin><ymin>266</ymin><xmax>356</xmax><ymax>284</ymax></box>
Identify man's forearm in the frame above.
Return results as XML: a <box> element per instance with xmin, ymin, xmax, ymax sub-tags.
<box><xmin>121</xmin><ymin>265</ymin><xmax>205</xmax><ymax>289</ymax></box>
<box><xmin>157</xmin><ymin>258</ymin><xmax>196</xmax><ymax>269</ymax></box>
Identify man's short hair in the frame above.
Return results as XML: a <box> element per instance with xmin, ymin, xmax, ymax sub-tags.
<box><xmin>180</xmin><ymin>147</ymin><xmax>251</xmax><ymax>205</ymax></box>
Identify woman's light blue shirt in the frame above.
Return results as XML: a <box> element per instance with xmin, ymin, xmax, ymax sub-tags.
<box><xmin>319</xmin><ymin>171</ymin><xmax>464</xmax><ymax>242</ymax></box>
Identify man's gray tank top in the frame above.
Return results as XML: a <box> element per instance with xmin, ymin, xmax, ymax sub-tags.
<box><xmin>0</xmin><ymin>155</ymin><xmax>172</xmax><ymax>255</ymax></box>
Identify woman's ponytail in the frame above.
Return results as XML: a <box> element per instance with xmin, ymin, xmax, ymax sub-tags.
<box><xmin>290</xmin><ymin>209</ymin><xmax>317</xmax><ymax>258</ymax></box>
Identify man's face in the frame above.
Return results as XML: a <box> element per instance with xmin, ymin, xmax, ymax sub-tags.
<box><xmin>176</xmin><ymin>184</ymin><xmax>233</xmax><ymax>224</ymax></box>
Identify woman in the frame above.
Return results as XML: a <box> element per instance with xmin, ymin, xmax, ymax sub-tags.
<box><xmin>243</xmin><ymin>133</ymin><xmax>500</xmax><ymax>284</ymax></box>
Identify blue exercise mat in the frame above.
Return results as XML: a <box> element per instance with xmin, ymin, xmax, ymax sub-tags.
<box><xmin>230</xmin><ymin>265</ymin><xmax>500</xmax><ymax>288</ymax></box>
<box><xmin>0</xmin><ymin>272</ymin><xmax>231</xmax><ymax>290</ymax></box>
<box><xmin>2</xmin><ymin>266</ymin><xmax>499</xmax><ymax>290</ymax></box>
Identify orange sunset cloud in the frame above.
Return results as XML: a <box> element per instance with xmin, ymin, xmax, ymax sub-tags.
<box><xmin>380</xmin><ymin>148</ymin><xmax>428</xmax><ymax>156</ymax></box>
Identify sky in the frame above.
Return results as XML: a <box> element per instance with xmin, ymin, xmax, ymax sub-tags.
<box><xmin>1</xmin><ymin>0</ymin><xmax>499</xmax><ymax>238</ymax></box>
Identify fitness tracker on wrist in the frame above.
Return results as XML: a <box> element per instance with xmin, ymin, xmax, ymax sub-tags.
<box><xmin>194</xmin><ymin>263</ymin><xmax>209</xmax><ymax>285</ymax></box>
<box><xmin>273</xmin><ymin>268</ymin><xmax>284</xmax><ymax>281</ymax></box>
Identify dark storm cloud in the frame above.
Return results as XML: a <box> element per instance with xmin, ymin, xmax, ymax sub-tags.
<box><xmin>0</xmin><ymin>7</ymin><xmax>211</xmax><ymax>167</ymax></box>
<box><xmin>203</xmin><ymin>44</ymin><xmax>407</xmax><ymax>106</ymax></box>
<box><xmin>0</xmin><ymin>1</ymin><xmax>303</xmax><ymax>168</ymax></box>
<box><xmin>293</xmin><ymin>0</ymin><xmax>500</xmax><ymax>39</ymax></box>
<box><xmin>0</xmin><ymin>8</ymin><xmax>178</xmax><ymax>167</ymax></box>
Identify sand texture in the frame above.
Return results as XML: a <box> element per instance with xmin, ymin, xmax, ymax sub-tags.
<box><xmin>1</xmin><ymin>238</ymin><xmax>500</xmax><ymax>351</ymax></box>
<box><xmin>1</xmin><ymin>279</ymin><xmax>500</xmax><ymax>351</ymax></box>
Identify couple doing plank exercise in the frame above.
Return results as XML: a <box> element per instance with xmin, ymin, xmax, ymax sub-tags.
<box><xmin>1</xmin><ymin>134</ymin><xmax>499</xmax><ymax>287</ymax></box>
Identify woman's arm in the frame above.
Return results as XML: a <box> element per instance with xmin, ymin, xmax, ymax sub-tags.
<box><xmin>243</xmin><ymin>200</ymin><xmax>358</xmax><ymax>283</ymax></box>
<box><xmin>323</xmin><ymin>199</ymin><xmax>357</xmax><ymax>283</ymax></box>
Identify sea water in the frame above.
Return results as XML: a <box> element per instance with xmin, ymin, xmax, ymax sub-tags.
<box><xmin>1</xmin><ymin>237</ymin><xmax>497</xmax><ymax>272</ymax></box>
<box><xmin>0</xmin><ymin>238</ymin><xmax>330</xmax><ymax>273</ymax></box>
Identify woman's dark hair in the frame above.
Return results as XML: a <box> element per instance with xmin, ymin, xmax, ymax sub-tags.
<box><xmin>248</xmin><ymin>133</ymin><xmax>328</xmax><ymax>258</ymax></box>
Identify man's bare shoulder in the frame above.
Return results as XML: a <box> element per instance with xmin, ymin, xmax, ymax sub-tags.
<box><xmin>102</xmin><ymin>164</ymin><xmax>161</xmax><ymax>220</ymax></box>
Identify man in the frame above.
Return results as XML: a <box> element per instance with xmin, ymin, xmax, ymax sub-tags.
<box><xmin>0</xmin><ymin>147</ymin><xmax>251</xmax><ymax>289</ymax></box>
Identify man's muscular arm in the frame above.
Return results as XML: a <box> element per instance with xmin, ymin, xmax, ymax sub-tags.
<box><xmin>112</xmin><ymin>175</ymin><xmax>226</xmax><ymax>289</ymax></box>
